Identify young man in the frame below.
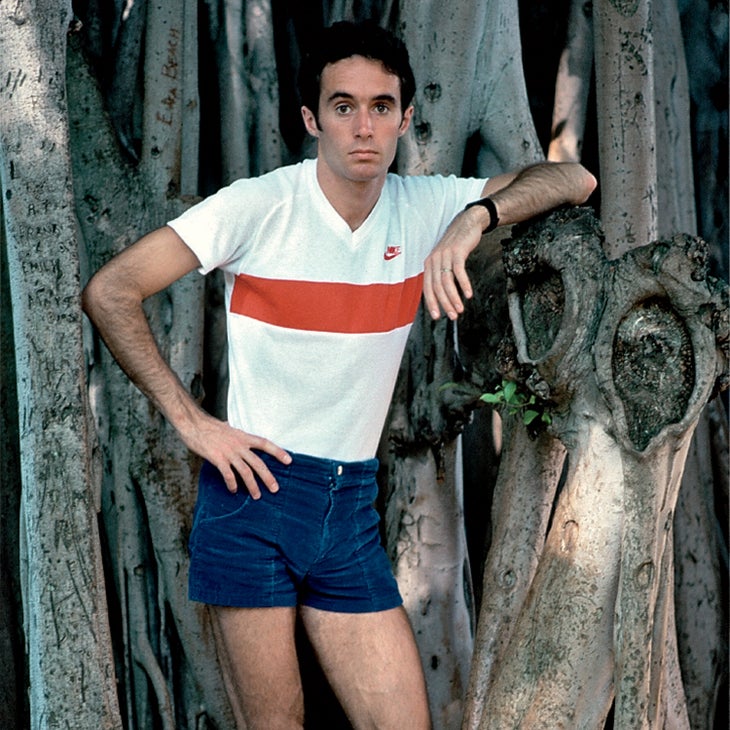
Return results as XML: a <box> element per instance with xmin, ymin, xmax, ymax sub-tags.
<box><xmin>83</xmin><ymin>20</ymin><xmax>596</xmax><ymax>730</ymax></box>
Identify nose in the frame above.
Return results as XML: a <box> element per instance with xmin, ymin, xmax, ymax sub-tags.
<box><xmin>354</xmin><ymin>108</ymin><xmax>373</xmax><ymax>137</ymax></box>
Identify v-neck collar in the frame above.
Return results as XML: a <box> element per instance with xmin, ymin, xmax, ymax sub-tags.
<box><xmin>306</xmin><ymin>159</ymin><xmax>387</xmax><ymax>242</ymax></box>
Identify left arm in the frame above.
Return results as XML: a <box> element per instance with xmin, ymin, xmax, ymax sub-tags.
<box><xmin>423</xmin><ymin>161</ymin><xmax>597</xmax><ymax>320</ymax></box>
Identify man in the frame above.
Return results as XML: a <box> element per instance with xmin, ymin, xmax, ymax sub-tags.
<box><xmin>82</xmin><ymin>20</ymin><xmax>596</xmax><ymax>730</ymax></box>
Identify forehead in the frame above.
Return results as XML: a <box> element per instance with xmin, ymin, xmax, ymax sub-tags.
<box><xmin>319</xmin><ymin>55</ymin><xmax>401</xmax><ymax>101</ymax></box>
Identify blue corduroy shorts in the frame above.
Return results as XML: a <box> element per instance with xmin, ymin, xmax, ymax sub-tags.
<box><xmin>188</xmin><ymin>451</ymin><xmax>402</xmax><ymax>613</ymax></box>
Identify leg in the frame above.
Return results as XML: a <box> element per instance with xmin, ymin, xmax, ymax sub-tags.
<box><xmin>300</xmin><ymin>605</ymin><xmax>431</xmax><ymax>730</ymax></box>
<box><xmin>212</xmin><ymin>605</ymin><xmax>304</xmax><ymax>729</ymax></box>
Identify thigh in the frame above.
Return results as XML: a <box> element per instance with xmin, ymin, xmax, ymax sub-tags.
<box><xmin>213</xmin><ymin>606</ymin><xmax>304</xmax><ymax>730</ymax></box>
<box><xmin>300</xmin><ymin>606</ymin><xmax>431</xmax><ymax>730</ymax></box>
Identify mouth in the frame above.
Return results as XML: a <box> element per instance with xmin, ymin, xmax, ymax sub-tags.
<box><xmin>350</xmin><ymin>149</ymin><xmax>378</xmax><ymax>157</ymax></box>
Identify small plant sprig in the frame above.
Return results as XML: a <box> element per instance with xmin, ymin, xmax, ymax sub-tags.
<box><xmin>480</xmin><ymin>379</ymin><xmax>552</xmax><ymax>427</ymax></box>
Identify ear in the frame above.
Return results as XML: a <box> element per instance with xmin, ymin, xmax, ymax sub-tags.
<box><xmin>301</xmin><ymin>106</ymin><xmax>319</xmax><ymax>138</ymax></box>
<box><xmin>398</xmin><ymin>105</ymin><xmax>414</xmax><ymax>137</ymax></box>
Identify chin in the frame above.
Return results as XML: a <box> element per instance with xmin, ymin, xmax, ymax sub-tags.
<box><xmin>348</xmin><ymin>162</ymin><xmax>388</xmax><ymax>180</ymax></box>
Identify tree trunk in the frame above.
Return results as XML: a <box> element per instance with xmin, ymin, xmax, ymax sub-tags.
<box><xmin>594</xmin><ymin>0</ymin><xmax>657</xmax><ymax>255</ymax></box>
<box><xmin>674</xmin><ymin>398</ymin><xmax>728</xmax><ymax>729</ymax></box>
<box><xmin>679</xmin><ymin>0</ymin><xmax>728</xmax><ymax>279</ymax></box>
<box><xmin>68</xmin><ymin>14</ymin><xmax>237</xmax><ymax>727</ymax></box>
<box><xmin>653</xmin><ymin>0</ymin><xmax>695</xmax><ymax>238</ymax></box>
<box><xmin>465</xmin><ymin>207</ymin><xmax>728</xmax><ymax>728</ymax></box>
<box><xmin>462</xmin><ymin>424</ymin><xmax>566</xmax><ymax>730</ymax></box>
<box><xmin>0</xmin><ymin>3</ymin><xmax>121</xmax><ymax>726</ymax></box>
<box><xmin>597</xmin><ymin>235</ymin><xmax>726</xmax><ymax>728</ymax></box>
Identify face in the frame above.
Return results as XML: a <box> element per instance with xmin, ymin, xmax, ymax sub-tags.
<box><xmin>301</xmin><ymin>55</ymin><xmax>413</xmax><ymax>188</ymax></box>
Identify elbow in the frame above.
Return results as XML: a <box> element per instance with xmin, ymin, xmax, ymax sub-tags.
<box><xmin>81</xmin><ymin>273</ymin><xmax>101</xmax><ymax>320</ymax></box>
<box><xmin>575</xmin><ymin>164</ymin><xmax>597</xmax><ymax>204</ymax></box>
<box><xmin>82</xmin><ymin>265</ymin><xmax>145</xmax><ymax>329</ymax></box>
<box><xmin>81</xmin><ymin>267</ymin><xmax>116</xmax><ymax>321</ymax></box>
<box><xmin>81</xmin><ymin>268</ymin><xmax>122</xmax><ymax>325</ymax></box>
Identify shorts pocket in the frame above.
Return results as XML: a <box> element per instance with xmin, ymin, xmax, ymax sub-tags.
<box><xmin>193</xmin><ymin>462</ymin><xmax>255</xmax><ymax>530</ymax></box>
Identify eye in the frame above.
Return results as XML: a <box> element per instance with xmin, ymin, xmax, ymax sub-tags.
<box><xmin>334</xmin><ymin>103</ymin><xmax>352</xmax><ymax>115</ymax></box>
<box><xmin>374</xmin><ymin>102</ymin><xmax>391</xmax><ymax>114</ymax></box>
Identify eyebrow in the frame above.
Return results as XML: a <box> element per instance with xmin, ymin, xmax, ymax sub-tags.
<box><xmin>326</xmin><ymin>91</ymin><xmax>398</xmax><ymax>105</ymax></box>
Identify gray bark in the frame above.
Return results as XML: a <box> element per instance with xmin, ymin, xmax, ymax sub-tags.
<box><xmin>462</xmin><ymin>425</ymin><xmax>565</xmax><ymax>730</ymax></box>
<box><xmin>593</xmin><ymin>0</ymin><xmax>658</xmax><ymax>255</ymax></box>
<box><xmin>598</xmin><ymin>235</ymin><xmax>727</xmax><ymax>728</ymax></box>
<box><xmin>674</xmin><ymin>399</ymin><xmax>728</xmax><ymax>729</ymax></box>
<box><xmin>0</xmin><ymin>3</ymin><xmax>120</xmax><ymax>726</ymax></box>
<box><xmin>67</xmin><ymin>17</ymin><xmax>237</xmax><ymax>728</ymax></box>
<box><xmin>653</xmin><ymin>0</ymin><xmax>695</xmax><ymax>238</ymax></box>
<box><xmin>679</xmin><ymin>0</ymin><xmax>728</xmax><ymax>278</ymax></box>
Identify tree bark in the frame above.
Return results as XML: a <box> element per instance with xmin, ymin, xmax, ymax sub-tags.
<box><xmin>0</xmin><ymin>3</ymin><xmax>121</xmax><ymax>726</ymax></box>
<box><xmin>595</xmin><ymin>234</ymin><xmax>727</xmax><ymax>728</ymax></box>
<box><xmin>674</xmin><ymin>398</ymin><xmax>728</xmax><ymax>729</ymax></box>
<box><xmin>0</xmin><ymin>196</ymin><xmax>25</xmax><ymax>727</ymax></box>
<box><xmin>593</xmin><ymin>0</ymin><xmax>658</xmax><ymax>255</ymax></box>
<box><xmin>68</xmin><ymin>17</ymin><xmax>237</xmax><ymax>727</ymax></box>
<box><xmin>462</xmin><ymin>425</ymin><xmax>565</xmax><ymax>730</ymax></box>
<box><xmin>652</xmin><ymin>0</ymin><xmax>695</xmax><ymax>238</ymax></box>
<box><xmin>470</xmin><ymin>209</ymin><xmax>619</xmax><ymax>727</ymax></box>
<box><xmin>679</xmin><ymin>0</ymin><xmax>728</xmax><ymax>279</ymax></box>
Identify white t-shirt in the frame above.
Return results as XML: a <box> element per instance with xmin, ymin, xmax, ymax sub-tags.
<box><xmin>168</xmin><ymin>158</ymin><xmax>485</xmax><ymax>462</ymax></box>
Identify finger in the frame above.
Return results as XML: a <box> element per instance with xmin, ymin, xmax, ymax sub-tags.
<box><xmin>232</xmin><ymin>456</ymin><xmax>263</xmax><ymax>499</ymax></box>
<box><xmin>243</xmin><ymin>437</ymin><xmax>293</xmax><ymax>493</ymax></box>
<box><xmin>436</xmin><ymin>267</ymin><xmax>463</xmax><ymax>320</ymax></box>
<box><xmin>216</xmin><ymin>462</ymin><xmax>245</xmax><ymax>496</ymax></box>
<box><xmin>240</xmin><ymin>448</ymin><xmax>281</xmax><ymax>494</ymax></box>
<box><xmin>252</xmin><ymin>437</ymin><xmax>293</xmax><ymax>466</ymax></box>
<box><xmin>452</xmin><ymin>260</ymin><xmax>473</xmax><ymax>301</ymax></box>
<box><xmin>426</xmin><ymin>252</ymin><xmax>455</xmax><ymax>317</ymax></box>
<box><xmin>423</xmin><ymin>261</ymin><xmax>440</xmax><ymax>319</ymax></box>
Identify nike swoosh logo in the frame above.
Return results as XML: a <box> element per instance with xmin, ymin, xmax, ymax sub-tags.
<box><xmin>384</xmin><ymin>246</ymin><xmax>402</xmax><ymax>261</ymax></box>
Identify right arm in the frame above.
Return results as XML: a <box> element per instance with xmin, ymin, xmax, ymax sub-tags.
<box><xmin>81</xmin><ymin>225</ymin><xmax>291</xmax><ymax>497</ymax></box>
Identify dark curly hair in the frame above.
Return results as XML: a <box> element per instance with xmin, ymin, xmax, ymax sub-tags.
<box><xmin>298</xmin><ymin>20</ymin><xmax>416</xmax><ymax>121</ymax></box>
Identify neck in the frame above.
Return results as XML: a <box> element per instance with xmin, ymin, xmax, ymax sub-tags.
<box><xmin>315</xmin><ymin>160</ymin><xmax>386</xmax><ymax>231</ymax></box>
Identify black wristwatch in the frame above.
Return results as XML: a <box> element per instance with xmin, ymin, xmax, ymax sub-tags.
<box><xmin>464</xmin><ymin>196</ymin><xmax>500</xmax><ymax>233</ymax></box>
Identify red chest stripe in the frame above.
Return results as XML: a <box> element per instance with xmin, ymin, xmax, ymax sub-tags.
<box><xmin>230</xmin><ymin>272</ymin><xmax>424</xmax><ymax>333</ymax></box>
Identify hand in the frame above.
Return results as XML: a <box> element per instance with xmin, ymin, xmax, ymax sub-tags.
<box><xmin>423</xmin><ymin>207</ymin><xmax>484</xmax><ymax>320</ymax></box>
<box><xmin>178</xmin><ymin>409</ymin><xmax>292</xmax><ymax>498</ymax></box>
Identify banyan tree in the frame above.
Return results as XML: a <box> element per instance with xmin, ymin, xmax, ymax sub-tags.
<box><xmin>0</xmin><ymin>0</ymin><xmax>727</xmax><ymax>728</ymax></box>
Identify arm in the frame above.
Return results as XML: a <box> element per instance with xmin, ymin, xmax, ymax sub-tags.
<box><xmin>82</xmin><ymin>226</ymin><xmax>291</xmax><ymax>497</ymax></box>
<box><xmin>423</xmin><ymin>161</ymin><xmax>597</xmax><ymax>320</ymax></box>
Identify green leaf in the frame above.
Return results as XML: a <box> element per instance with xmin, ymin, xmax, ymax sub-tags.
<box><xmin>502</xmin><ymin>380</ymin><xmax>517</xmax><ymax>402</ymax></box>
<box><xmin>480</xmin><ymin>392</ymin><xmax>502</xmax><ymax>404</ymax></box>
<box><xmin>523</xmin><ymin>410</ymin><xmax>540</xmax><ymax>425</ymax></box>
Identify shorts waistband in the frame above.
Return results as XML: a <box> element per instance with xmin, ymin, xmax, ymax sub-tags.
<box><xmin>258</xmin><ymin>450</ymin><xmax>379</xmax><ymax>486</ymax></box>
